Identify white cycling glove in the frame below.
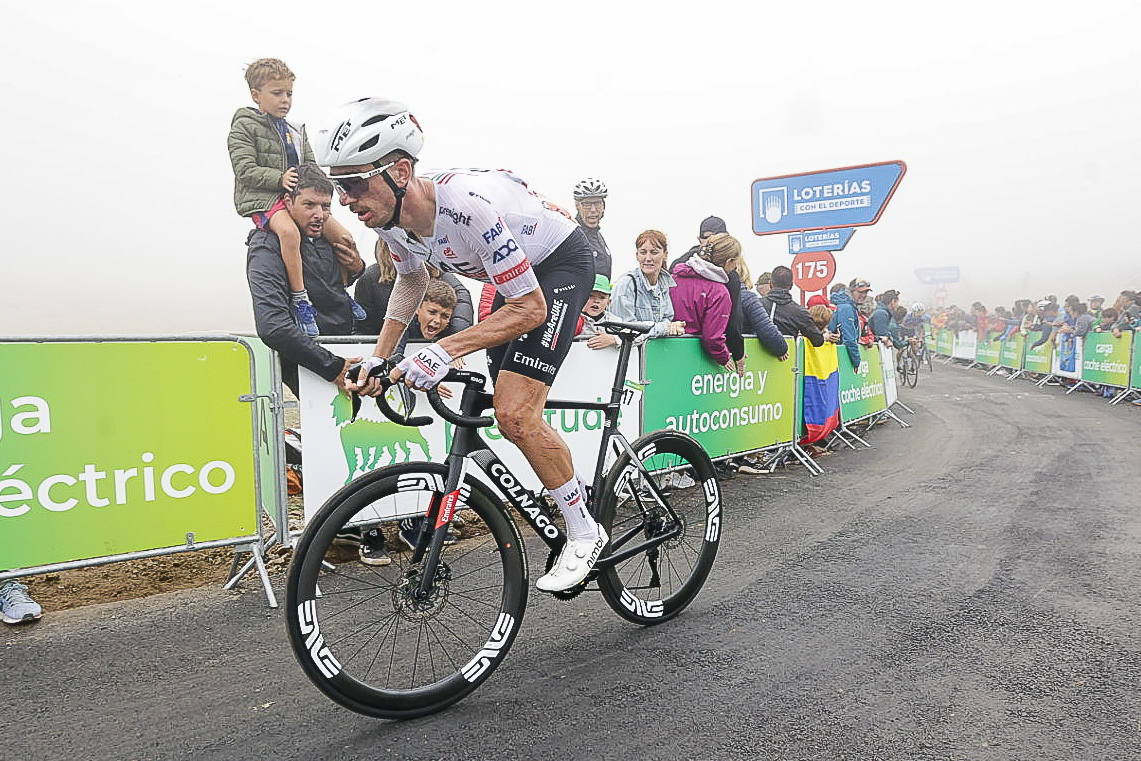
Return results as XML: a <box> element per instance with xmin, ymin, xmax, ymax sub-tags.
<box><xmin>397</xmin><ymin>344</ymin><xmax>454</xmax><ymax>389</ymax></box>
<box><xmin>350</xmin><ymin>356</ymin><xmax>387</xmax><ymax>384</ymax></box>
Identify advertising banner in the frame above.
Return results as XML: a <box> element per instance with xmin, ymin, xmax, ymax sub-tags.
<box><xmin>0</xmin><ymin>341</ymin><xmax>258</xmax><ymax>571</ymax></box>
<box><xmin>837</xmin><ymin>345</ymin><xmax>887</xmax><ymax>423</ymax></box>
<box><xmin>1133</xmin><ymin>339</ymin><xmax>1141</xmax><ymax>392</ymax></box>
<box><xmin>1023</xmin><ymin>340</ymin><xmax>1053</xmax><ymax>375</ymax></box>
<box><xmin>951</xmin><ymin>331</ymin><xmax>976</xmax><ymax>361</ymax></box>
<box><xmin>879</xmin><ymin>343</ymin><xmax>899</xmax><ymax>407</ymax></box>
<box><xmin>299</xmin><ymin>342</ymin><xmax>641</xmax><ymax>522</ymax></box>
<box><xmin>999</xmin><ymin>333</ymin><xmax>1025</xmax><ymax>370</ymax></box>
<box><xmin>642</xmin><ymin>337</ymin><xmax>796</xmax><ymax>457</ymax></box>
<box><xmin>1081</xmin><ymin>332</ymin><xmax>1133</xmax><ymax>387</ymax></box>
<box><xmin>935</xmin><ymin>330</ymin><xmax>954</xmax><ymax>356</ymax></box>
<box><xmin>1052</xmin><ymin>335</ymin><xmax>1083</xmax><ymax>380</ymax></box>
<box><xmin>975</xmin><ymin>331</ymin><xmax>1002</xmax><ymax>366</ymax></box>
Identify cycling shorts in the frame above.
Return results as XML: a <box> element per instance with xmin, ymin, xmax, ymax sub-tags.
<box><xmin>486</xmin><ymin>228</ymin><xmax>595</xmax><ymax>386</ymax></box>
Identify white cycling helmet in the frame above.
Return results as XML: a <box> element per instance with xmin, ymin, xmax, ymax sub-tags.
<box><xmin>573</xmin><ymin>177</ymin><xmax>608</xmax><ymax>200</ymax></box>
<box><xmin>911</xmin><ymin>302</ymin><xmax>926</xmax><ymax>312</ymax></box>
<box><xmin>313</xmin><ymin>98</ymin><xmax>424</xmax><ymax>168</ymax></box>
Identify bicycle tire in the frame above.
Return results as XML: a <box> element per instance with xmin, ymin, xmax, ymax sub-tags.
<box><xmin>595</xmin><ymin>430</ymin><xmax>721</xmax><ymax>626</ymax></box>
<box><xmin>285</xmin><ymin>462</ymin><xmax>527</xmax><ymax>719</ymax></box>
<box><xmin>905</xmin><ymin>352</ymin><xmax>919</xmax><ymax>388</ymax></box>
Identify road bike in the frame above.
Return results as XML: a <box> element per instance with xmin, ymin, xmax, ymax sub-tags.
<box><xmin>898</xmin><ymin>343</ymin><xmax>920</xmax><ymax>388</ymax></box>
<box><xmin>285</xmin><ymin>321</ymin><xmax>721</xmax><ymax>719</ymax></box>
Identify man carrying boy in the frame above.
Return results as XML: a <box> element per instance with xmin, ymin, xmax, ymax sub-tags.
<box><xmin>229</xmin><ymin>57</ymin><xmax>365</xmax><ymax>336</ymax></box>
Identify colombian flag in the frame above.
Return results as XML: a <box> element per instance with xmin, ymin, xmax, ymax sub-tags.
<box><xmin>800</xmin><ymin>341</ymin><xmax>840</xmax><ymax>444</ymax></box>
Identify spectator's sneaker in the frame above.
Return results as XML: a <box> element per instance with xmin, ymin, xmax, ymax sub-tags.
<box><xmin>713</xmin><ymin>461</ymin><xmax>736</xmax><ymax>481</ymax></box>
<box><xmin>0</xmin><ymin>581</ymin><xmax>42</xmax><ymax>624</ymax></box>
<box><xmin>535</xmin><ymin>526</ymin><xmax>608</xmax><ymax>592</ymax></box>
<box><xmin>349</xmin><ymin>296</ymin><xmax>368</xmax><ymax>321</ymax></box>
<box><xmin>293</xmin><ymin>300</ymin><xmax>320</xmax><ymax>337</ymax></box>
<box><xmin>398</xmin><ymin>518</ymin><xmax>422</xmax><ymax>551</ymax></box>
<box><xmin>333</xmin><ymin>527</ymin><xmax>362</xmax><ymax>547</ymax></box>
<box><xmin>398</xmin><ymin>517</ymin><xmax>458</xmax><ymax>550</ymax></box>
<box><xmin>359</xmin><ymin>527</ymin><xmax>391</xmax><ymax>566</ymax></box>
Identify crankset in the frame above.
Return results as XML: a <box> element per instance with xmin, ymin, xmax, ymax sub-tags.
<box><xmin>542</xmin><ymin>547</ymin><xmax>596</xmax><ymax>600</ymax></box>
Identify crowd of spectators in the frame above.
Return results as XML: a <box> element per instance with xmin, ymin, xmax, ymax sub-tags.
<box><xmin>928</xmin><ymin>291</ymin><xmax>1141</xmax><ymax>399</ymax></box>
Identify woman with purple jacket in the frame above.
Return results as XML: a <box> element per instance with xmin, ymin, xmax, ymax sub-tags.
<box><xmin>670</xmin><ymin>232</ymin><xmax>741</xmax><ymax>369</ymax></box>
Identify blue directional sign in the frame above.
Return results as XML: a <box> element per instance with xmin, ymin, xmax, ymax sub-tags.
<box><xmin>914</xmin><ymin>266</ymin><xmax>960</xmax><ymax>285</ymax></box>
<box><xmin>751</xmin><ymin>160</ymin><xmax>906</xmax><ymax>236</ymax></box>
<box><xmin>788</xmin><ymin>228</ymin><xmax>855</xmax><ymax>255</ymax></box>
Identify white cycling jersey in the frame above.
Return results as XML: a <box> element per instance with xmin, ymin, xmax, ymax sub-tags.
<box><xmin>378</xmin><ymin>169</ymin><xmax>579</xmax><ymax>299</ymax></box>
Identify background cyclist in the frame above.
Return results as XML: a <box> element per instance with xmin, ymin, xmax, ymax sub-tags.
<box><xmin>315</xmin><ymin>98</ymin><xmax>607</xmax><ymax>592</ymax></box>
<box><xmin>573</xmin><ymin>177</ymin><xmax>612</xmax><ymax>279</ymax></box>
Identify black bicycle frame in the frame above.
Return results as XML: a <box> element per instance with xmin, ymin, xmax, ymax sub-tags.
<box><xmin>407</xmin><ymin>335</ymin><xmax>682</xmax><ymax>598</ymax></box>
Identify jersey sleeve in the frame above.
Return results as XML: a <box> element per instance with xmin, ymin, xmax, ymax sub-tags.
<box><xmin>378</xmin><ymin>230</ymin><xmax>427</xmax><ymax>275</ymax></box>
<box><xmin>455</xmin><ymin>193</ymin><xmax>540</xmax><ymax>299</ymax></box>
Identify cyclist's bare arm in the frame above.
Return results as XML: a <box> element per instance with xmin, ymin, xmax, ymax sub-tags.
<box><xmin>353</xmin><ymin>287</ymin><xmax>548</xmax><ymax>397</ymax></box>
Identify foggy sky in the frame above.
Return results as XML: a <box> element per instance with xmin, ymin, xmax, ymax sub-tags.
<box><xmin>3</xmin><ymin>0</ymin><xmax>1138</xmax><ymax>336</ymax></box>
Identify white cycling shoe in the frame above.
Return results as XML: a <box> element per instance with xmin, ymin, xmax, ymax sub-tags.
<box><xmin>535</xmin><ymin>527</ymin><xmax>609</xmax><ymax>592</ymax></box>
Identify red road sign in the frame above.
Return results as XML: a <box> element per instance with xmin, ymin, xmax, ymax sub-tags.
<box><xmin>791</xmin><ymin>251</ymin><xmax>836</xmax><ymax>292</ymax></box>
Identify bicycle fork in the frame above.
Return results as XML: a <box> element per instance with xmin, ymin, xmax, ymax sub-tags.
<box><xmin>410</xmin><ymin>453</ymin><xmax>469</xmax><ymax>600</ymax></box>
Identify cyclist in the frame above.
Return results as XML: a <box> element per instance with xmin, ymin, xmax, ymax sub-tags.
<box><xmin>313</xmin><ymin>98</ymin><xmax>606</xmax><ymax>592</ymax></box>
<box><xmin>573</xmin><ymin>178</ymin><xmax>612</xmax><ymax>279</ymax></box>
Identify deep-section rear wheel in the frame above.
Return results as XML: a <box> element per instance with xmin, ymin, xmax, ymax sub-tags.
<box><xmin>595</xmin><ymin>430</ymin><xmax>721</xmax><ymax>626</ymax></box>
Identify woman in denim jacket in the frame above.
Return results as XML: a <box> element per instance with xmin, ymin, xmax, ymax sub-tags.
<box><xmin>610</xmin><ymin>230</ymin><xmax>687</xmax><ymax>339</ymax></box>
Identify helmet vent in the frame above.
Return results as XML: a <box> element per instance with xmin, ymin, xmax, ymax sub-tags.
<box><xmin>361</xmin><ymin>114</ymin><xmax>390</xmax><ymax>128</ymax></box>
<box><xmin>358</xmin><ymin>135</ymin><xmax>379</xmax><ymax>152</ymax></box>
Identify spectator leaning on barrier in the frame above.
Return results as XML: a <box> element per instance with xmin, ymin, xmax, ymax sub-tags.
<box><xmin>762</xmin><ymin>265</ymin><xmax>825</xmax><ymax>347</ymax></box>
<box><xmin>573</xmin><ymin>177</ymin><xmax>611</xmax><ymax>279</ymax></box>
<box><xmin>809</xmin><ymin>304</ymin><xmax>841</xmax><ymax>342</ymax></box>
<box><xmin>611</xmin><ymin>230</ymin><xmax>686</xmax><ymax>339</ymax></box>
<box><xmin>577</xmin><ymin>274</ymin><xmax>619</xmax><ymax>350</ymax></box>
<box><xmin>830</xmin><ymin>278</ymin><xmax>871</xmax><ymax>369</ymax></box>
<box><xmin>870</xmin><ymin>289</ymin><xmax>900</xmax><ymax>342</ymax></box>
<box><xmin>354</xmin><ymin>239</ymin><xmax>473</xmax><ymax>336</ymax></box>
<box><xmin>669</xmin><ymin>216</ymin><xmax>726</xmax><ymax>274</ymax></box>
<box><xmin>670</xmin><ymin>232</ymin><xmax>739</xmax><ymax>369</ymax></box>
<box><xmin>734</xmin><ymin>257</ymin><xmax>789</xmax><ymax>360</ymax></box>
<box><xmin>1030</xmin><ymin>301</ymin><xmax>1059</xmax><ymax>349</ymax></box>
<box><xmin>756</xmin><ymin>272</ymin><xmax>773</xmax><ymax>298</ymax></box>
<box><xmin>246</xmin><ymin>164</ymin><xmax>367</xmax><ymax>397</ymax></box>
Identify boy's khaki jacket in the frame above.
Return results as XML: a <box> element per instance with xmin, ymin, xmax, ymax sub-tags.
<box><xmin>227</xmin><ymin>107</ymin><xmax>316</xmax><ymax>216</ymax></box>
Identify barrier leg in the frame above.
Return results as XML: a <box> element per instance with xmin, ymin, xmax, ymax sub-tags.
<box><xmin>839</xmin><ymin>424</ymin><xmax>872</xmax><ymax>449</ymax></box>
<box><xmin>1064</xmin><ymin>381</ymin><xmax>1092</xmax><ymax>395</ymax></box>
<box><xmin>882</xmin><ymin>408</ymin><xmax>911</xmax><ymax>429</ymax></box>
<box><xmin>1006</xmin><ymin>369</ymin><xmax>1024</xmax><ymax>381</ymax></box>
<box><xmin>1108</xmin><ymin>388</ymin><xmax>1137</xmax><ymax>406</ymax></box>
<box><xmin>891</xmin><ymin>400</ymin><xmax>916</xmax><ymax>415</ymax></box>
<box><xmin>828</xmin><ymin>429</ymin><xmax>857</xmax><ymax>450</ymax></box>
<box><xmin>784</xmin><ymin>443</ymin><xmax>823</xmax><ymax>475</ymax></box>
<box><xmin>223</xmin><ymin>540</ymin><xmax>279</xmax><ymax>608</ymax></box>
<box><xmin>1035</xmin><ymin>374</ymin><xmax>1055</xmax><ymax>388</ymax></box>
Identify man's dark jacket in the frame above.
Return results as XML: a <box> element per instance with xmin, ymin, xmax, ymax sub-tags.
<box><xmin>246</xmin><ymin>228</ymin><xmax>359</xmax><ymax>395</ymax></box>
<box><xmin>761</xmin><ymin>287</ymin><xmax>825</xmax><ymax>347</ymax></box>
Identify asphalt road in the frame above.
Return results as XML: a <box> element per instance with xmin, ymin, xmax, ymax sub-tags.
<box><xmin>5</xmin><ymin>364</ymin><xmax>1140</xmax><ymax>761</ymax></box>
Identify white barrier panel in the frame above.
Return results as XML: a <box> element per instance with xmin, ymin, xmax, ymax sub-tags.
<box><xmin>298</xmin><ymin>342</ymin><xmax>642</xmax><ymax>522</ymax></box>
<box><xmin>879</xmin><ymin>343</ymin><xmax>899</xmax><ymax>407</ymax></box>
<box><xmin>951</xmin><ymin>330</ymin><xmax>976</xmax><ymax>361</ymax></box>
<box><xmin>1051</xmin><ymin>335</ymin><xmax>1083</xmax><ymax>380</ymax></box>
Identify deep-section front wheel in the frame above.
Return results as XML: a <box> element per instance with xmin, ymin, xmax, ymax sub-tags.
<box><xmin>285</xmin><ymin>463</ymin><xmax>527</xmax><ymax>719</ymax></box>
<box><xmin>595</xmin><ymin>430</ymin><xmax>721</xmax><ymax>626</ymax></box>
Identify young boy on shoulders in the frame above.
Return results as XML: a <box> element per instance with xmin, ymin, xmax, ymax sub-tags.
<box><xmin>228</xmin><ymin>57</ymin><xmax>364</xmax><ymax>337</ymax></box>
